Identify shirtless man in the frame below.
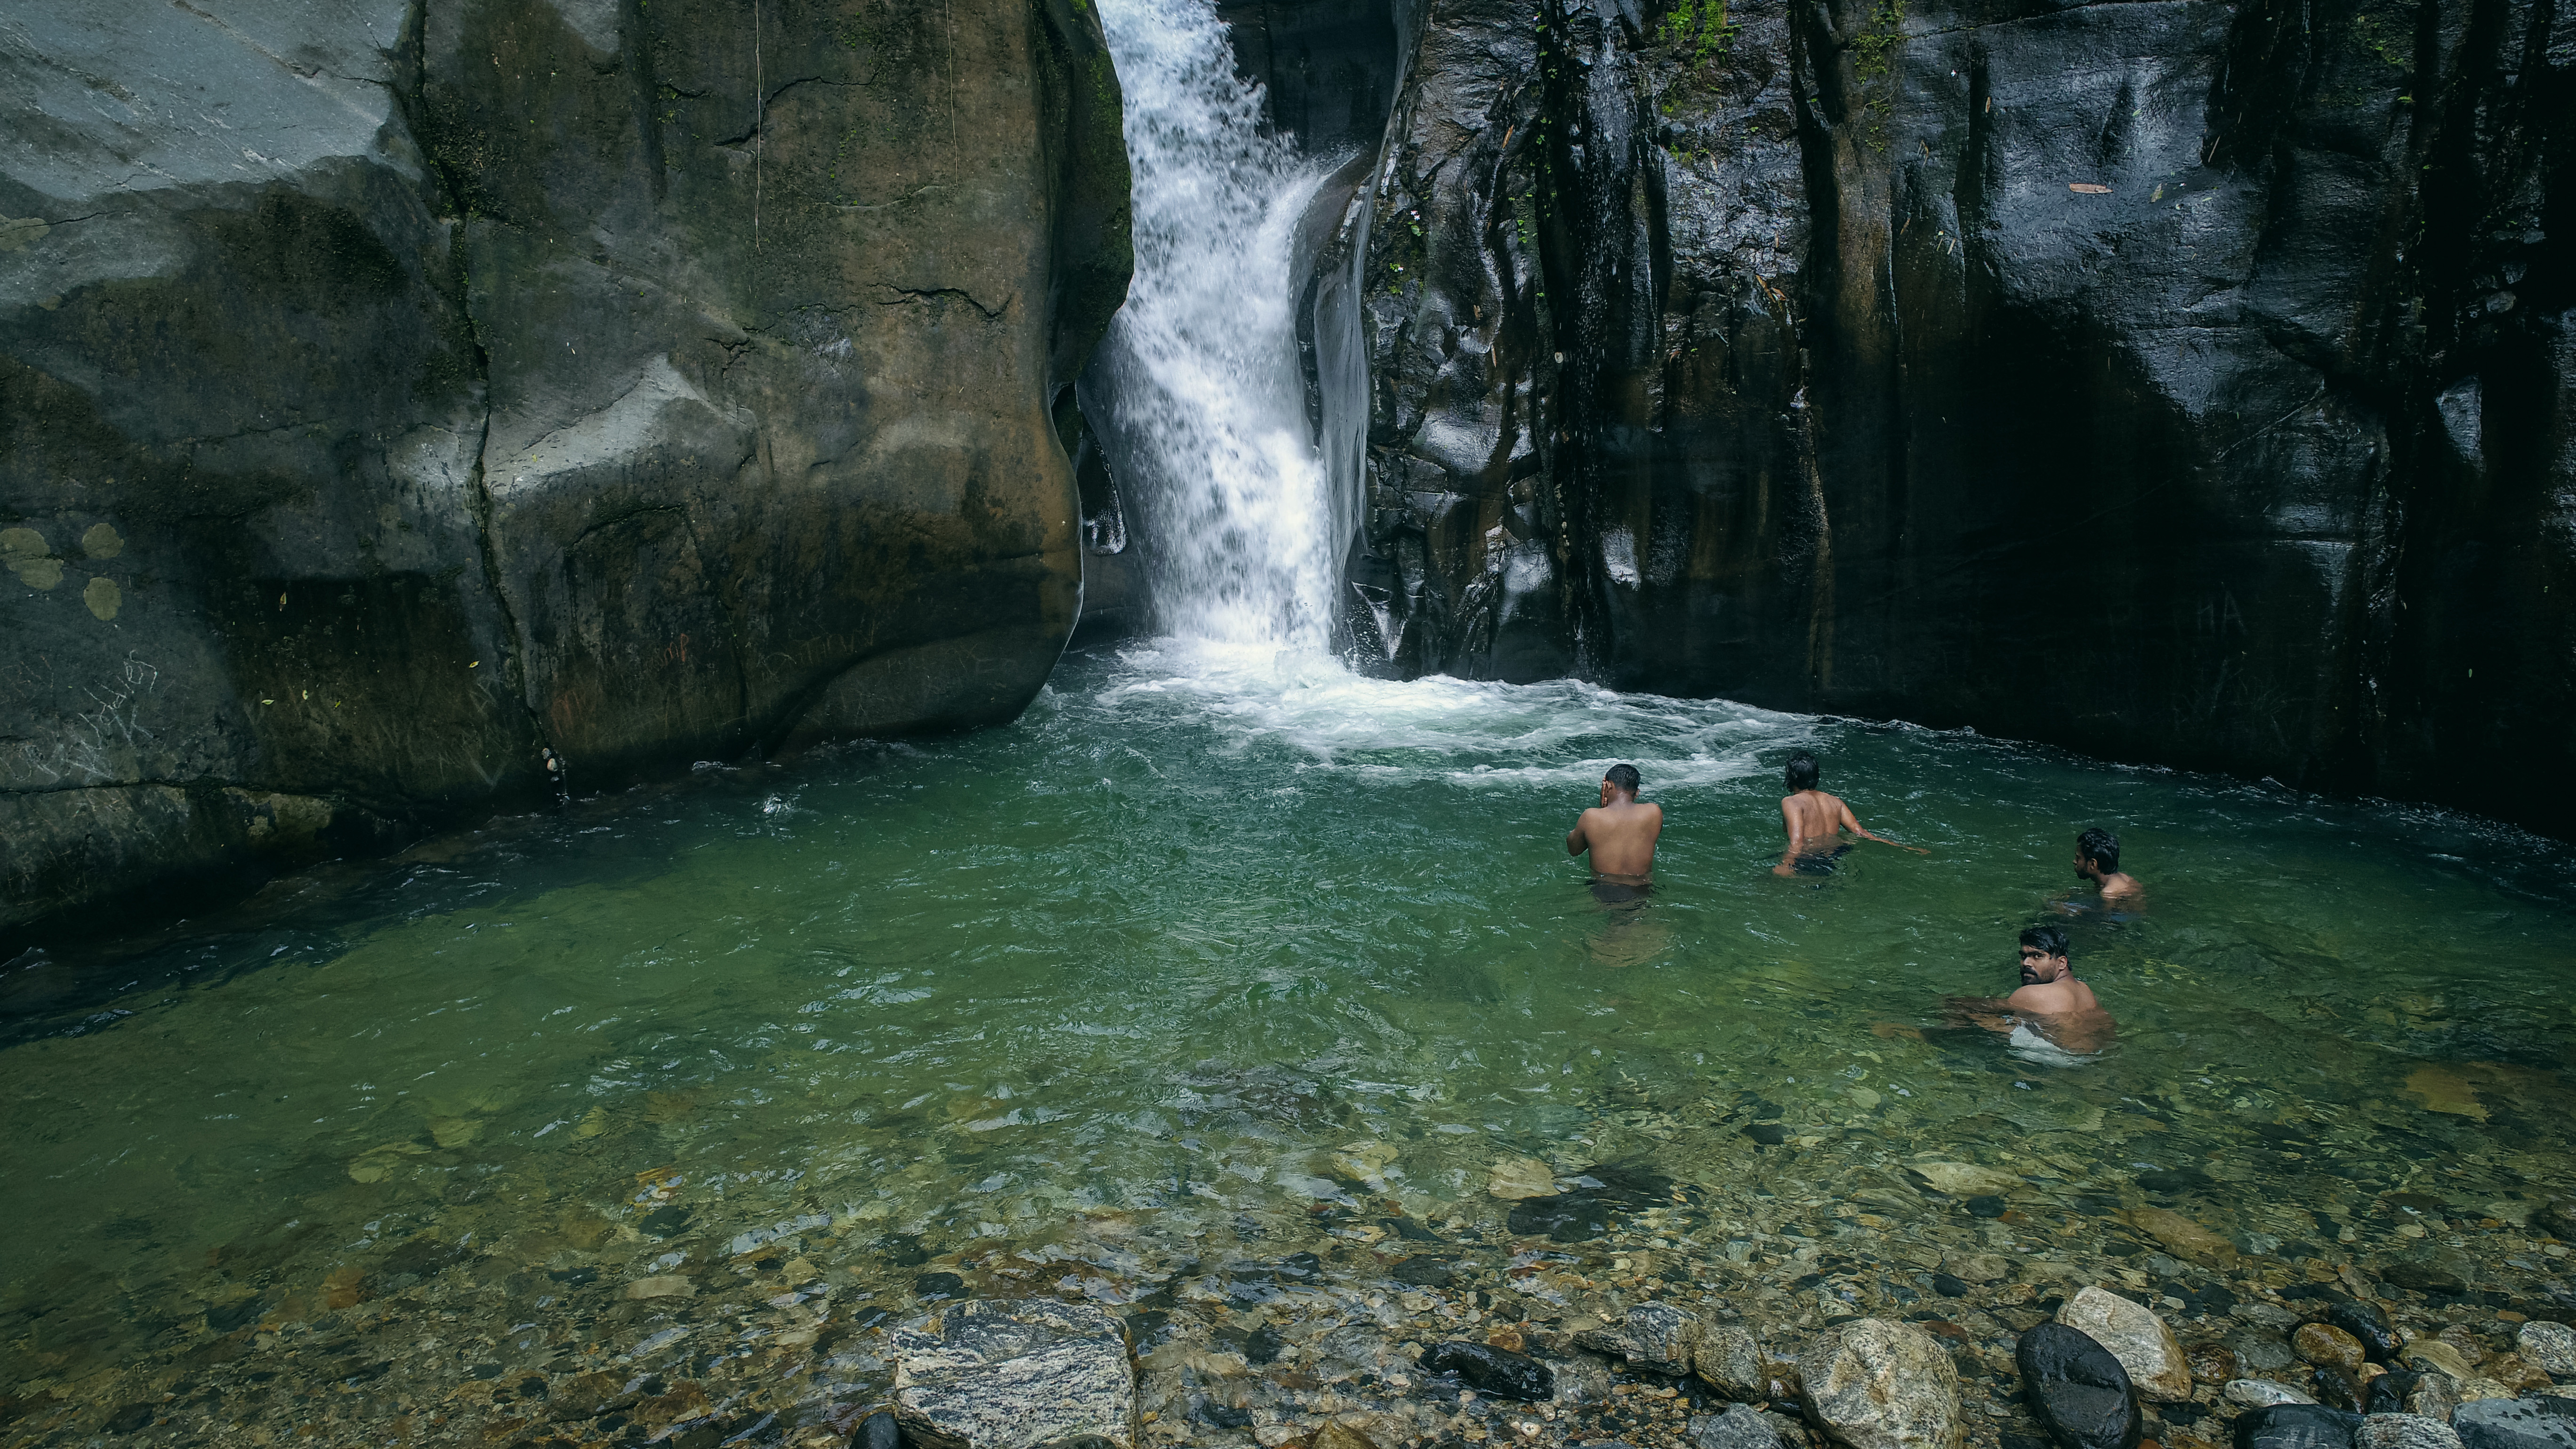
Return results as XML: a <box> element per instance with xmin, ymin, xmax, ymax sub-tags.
<box><xmin>1772</xmin><ymin>750</ymin><xmax>1927</xmax><ymax>876</ymax></box>
<box><xmin>2074</xmin><ymin>827</ymin><xmax>2141</xmax><ymax>901</ymax></box>
<box><xmin>1944</xmin><ymin>924</ymin><xmax>2117</xmax><ymax>1056</ymax></box>
<box><xmin>1567</xmin><ymin>764</ymin><xmax>1662</xmax><ymax>902</ymax></box>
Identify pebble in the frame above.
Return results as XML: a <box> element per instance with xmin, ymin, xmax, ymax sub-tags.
<box><xmin>2059</xmin><ymin>1287</ymin><xmax>2191</xmax><ymax>1403</ymax></box>
<box><xmin>2359</xmin><ymin>1413</ymin><xmax>2468</xmax><ymax>1449</ymax></box>
<box><xmin>2518</xmin><ymin>1324</ymin><xmax>2576</xmax><ymax>1379</ymax></box>
<box><xmin>2017</xmin><ymin>1321</ymin><xmax>2141</xmax><ymax>1449</ymax></box>
<box><xmin>1421</xmin><ymin>1340</ymin><xmax>1554</xmax><ymax>1401</ymax></box>
<box><xmin>2296</xmin><ymin>1324</ymin><xmax>2369</xmax><ymax>1377</ymax></box>
<box><xmin>2451</xmin><ymin>1397</ymin><xmax>2576</xmax><ymax>1449</ymax></box>
<box><xmin>2228</xmin><ymin>1380</ymin><xmax>2319</xmax><ymax>1408</ymax></box>
<box><xmin>1692</xmin><ymin>1403</ymin><xmax>1787</xmax><ymax>1449</ymax></box>
<box><xmin>1803</xmin><ymin>1318</ymin><xmax>1961</xmax><ymax>1449</ymax></box>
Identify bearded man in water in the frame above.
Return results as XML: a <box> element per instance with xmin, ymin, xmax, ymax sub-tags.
<box><xmin>1567</xmin><ymin>763</ymin><xmax>1662</xmax><ymax>903</ymax></box>
<box><xmin>1946</xmin><ymin>924</ymin><xmax>2117</xmax><ymax>1056</ymax></box>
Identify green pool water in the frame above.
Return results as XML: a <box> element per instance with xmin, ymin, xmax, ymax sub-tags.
<box><xmin>4</xmin><ymin>640</ymin><xmax>2572</xmax><ymax>1443</ymax></box>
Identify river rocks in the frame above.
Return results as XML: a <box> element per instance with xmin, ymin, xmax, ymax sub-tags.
<box><xmin>2371</xmin><ymin>1374</ymin><xmax>2427</xmax><ymax>1417</ymax></box>
<box><xmin>2122</xmin><ymin>1209</ymin><xmax>2240</xmax><ymax>1269</ymax></box>
<box><xmin>2238</xmin><ymin>1332</ymin><xmax>2305</xmax><ymax>1376</ymax></box>
<box><xmin>2359</xmin><ymin>1414</ymin><xmax>2469</xmax><ymax>1449</ymax></box>
<box><xmin>1906</xmin><ymin>1163</ymin><xmax>2025</xmax><ymax>1199</ymax></box>
<box><xmin>1948</xmin><ymin>1255</ymin><xmax>2014</xmax><ymax>1285</ymax></box>
<box><xmin>1694</xmin><ymin>1404</ymin><xmax>1789</xmax><ymax>1449</ymax></box>
<box><xmin>1803</xmin><ymin>1319</ymin><xmax>1961</xmax><ymax>1449</ymax></box>
<box><xmin>1488</xmin><ymin>1158</ymin><xmax>1557</xmax><ymax>1199</ymax></box>
<box><xmin>2233</xmin><ymin>1405</ymin><xmax>2364</xmax><ymax>1449</ymax></box>
<box><xmin>1698</xmin><ymin>1327</ymin><xmax>1770</xmax><ymax>1401</ymax></box>
<box><xmin>856</xmin><ymin>1411</ymin><xmax>903</xmax><ymax>1449</ymax></box>
<box><xmin>2519</xmin><ymin>1326</ymin><xmax>2576</xmax><ymax>1379</ymax></box>
<box><xmin>892</xmin><ymin>1299</ymin><xmax>1137</xmax><ymax>1449</ymax></box>
<box><xmin>1578</xmin><ymin>1304</ymin><xmax>1704</xmax><ymax>1376</ymax></box>
<box><xmin>2018</xmin><ymin>1322</ymin><xmax>2142</xmax><ymax>1449</ymax></box>
<box><xmin>2385</xmin><ymin>1265</ymin><xmax>2471</xmax><ymax>1296</ymax></box>
<box><xmin>2195</xmin><ymin>1344</ymin><xmax>2248</xmax><ymax>1385</ymax></box>
<box><xmin>2230</xmin><ymin>1381</ymin><xmax>2322</xmax><ymax>1408</ymax></box>
<box><xmin>2060</xmin><ymin>1288</ymin><xmax>2191</xmax><ymax>1403</ymax></box>
<box><xmin>2410</xmin><ymin>1344</ymin><xmax>2483</xmax><ymax>1384</ymax></box>
<box><xmin>2539</xmin><ymin>1203</ymin><xmax>2576</xmax><ymax>1240</ymax></box>
<box><xmin>2301</xmin><ymin>1326</ymin><xmax>2372</xmax><ymax>1377</ymax></box>
<box><xmin>1420</xmin><ymin>1341</ymin><xmax>1554</xmax><ymax>1401</ymax></box>
<box><xmin>2334</xmin><ymin>1305</ymin><xmax>2404</xmax><ymax>1365</ymax></box>
<box><xmin>2451</xmin><ymin>1398</ymin><xmax>2576</xmax><ymax>1449</ymax></box>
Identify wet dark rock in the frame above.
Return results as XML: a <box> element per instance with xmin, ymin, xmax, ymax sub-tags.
<box><xmin>101</xmin><ymin>1403</ymin><xmax>157</xmax><ymax>1434</ymax></box>
<box><xmin>2235</xmin><ymin>1331</ymin><xmax>2302</xmax><ymax>1375</ymax></box>
<box><xmin>1508</xmin><ymin>1194</ymin><xmax>1622</xmax><ymax>1242</ymax></box>
<box><xmin>1932</xmin><ymin>1275</ymin><xmax>1970</xmax><ymax>1298</ymax></box>
<box><xmin>1421</xmin><ymin>1340</ymin><xmax>1555</xmax><ymax>1401</ymax></box>
<box><xmin>856</xmin><ymin>1410</ymin><xmax>902</xmax><ymax>1449</ymax></box>
<box><xmin>2017</xmin><ymin>1321</ymin><xmax>2142</xmax><ymax>1449</ymax></box>
<box><xmin>2538</xmin><ymin>1202</ymin><xmax>2576</xmax><ymax>1240</ymax></box>
<box><xmin>1194</xmin><ymin>1401</ymin><xmax>1255</xmax><ymax>1430</ymax></box>
<box><xmin>2298</xmin><ymin>1325</ymin><xmax>2369</xmax><ymax>1377</ymax></box>
<box><xmin>1386</xmin><ymin>1218</ymin><xmax>1443</xmax><ymax>1242</ymax></box>
<box><xmin>2330</xmin><ymin>1304</ymin><xmax>2402</xmax><ymax>1364</ymax></box>
<box><xmin>1747</xmin><ymin>1124</ymin><xmax>1791</xmax><ymax>1147</ymax></box>
<box><xmin>2233</xmin><ymin>1404</ymin><xmax>2365</xmax><ymax>1449</ymax></box>
<box><xmin>1280</xmin><ymin>1252</ymin><xmax>1323</xmax><ymax>1280</ymax></box>
<box><xmin>2137</xmin><ymin>1171</ymin><xmax>2219</xmax><ymax>1197</ymax></box>
<box><xmin>2452</xmin><ymin>1398</ymin><xmax>2576</xmax><ymax>1449</ymax></box>
<box><xmin>914</xmin><ymin>1272</ymin><xmax>966</xmax><ymax>1300</ymax></box>
<box><xmin>1577</xmin><ymin>1303</ymin><xmax>1704</xmax><ymax>1376</ymax></box>
<box><xmin>546</xmin><ymin>1267</ymin><xmax>598</xmax><ymax>1287</ymax></box>
<box><xmin>205</xmin><ymin>1298</ymin><xmax>265</xmax><ymax>1333</ymax></box>
<box><xmin>1968</xmin><ymin>1197</ymin><xmax>2010</xmax><ymax>1219</ymax></box>
<box><xmin>2367</xmin><ymin>1374</ymin><xmax>2423</xmax><ymax>1417</ymax></box>
<box><xmin>1691</xmin><ymin>1404</ymin><xmax>1787</xmax><ymax>1449</ymax></box>
<box><xmin>638</xmin><ymin>1207</ymin><xmax>693</xmax><ymax>1239</ymax></box>
<box><xmin>882</xmin><ymin>1236</ymin><xmax>934</xmax><ymax>1269</ymax></box>
<box><xmin>1244</xmin><ymin>1324</ymin><xmax>1285</xmax><ymax>1366</ymax></box>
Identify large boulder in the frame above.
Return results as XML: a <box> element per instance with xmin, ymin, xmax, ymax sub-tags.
<box><xmin>2452</xmin><ymin>1398</ymin><xmax>2576</xmax><ymax>1449</ymax></box>
<box><xmin>0</xmin><ymin>0</ymin><xmax>1130</xmax><ymax>939</ymax></box>
<box><xmin>2060</xmin><ymin>1288</ymin><xmax>2192</xmax><ymax>1403</ymax></box>
<box><xmin>891</xmin><ymin>1298</ymin><xmax>1139</xmax><ymax>1449</ymax></box>
<box><xmin>1802</xmin><ymin>1318</ymin><xmax>1961</xmax><ymax>1449</ymax></box>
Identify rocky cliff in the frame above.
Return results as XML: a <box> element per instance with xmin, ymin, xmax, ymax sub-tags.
<box><xmin>0</xmin><ymin>0</ymin><xmax>1130</xmax><ymax>940</ymax></box>
<box><xmin>1345</xmin><ymin>0</ymin><xmax>2573</xmax><ymax>823</ymax></box>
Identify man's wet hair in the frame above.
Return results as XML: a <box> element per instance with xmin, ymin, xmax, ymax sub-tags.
<box><xmin>2077</xmin><ymin>827</ymin><xmax>2121</xmax><ymax>873</ymax></box>
<box><xmin>2020</xmin><ymin>923</ymin><xmax>2072</xmax><ymax>959</ymax></box>
<box><xmin>1785</xmin><ymin>751</ymin><xmax>1820</xmax><ymax>791</ymax></box>
<box><xmin>1604</xmin><ymin>763</ymin><xmax>1641</xmax><ymax>795</ymax></box>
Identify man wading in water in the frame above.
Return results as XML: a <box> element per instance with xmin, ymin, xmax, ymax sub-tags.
<box><xmin>2074</xmin><ymin>827</ymin><xmax>2141</xmax><ymax>901</ymax></box>
<box><xmin>1946</xmin><ymin>924</ymin><xmax>2117</xmax><ymax>1059</ymax></box>
<box><xmin>1774</xmin><ymin>750</ymin><xmax>1927</xmax><ymax>876</ymax></box>
<box><xmin>1567</xmin><ymin>763</ymin><xmax>1662</xmax><ymax>903</ymax></box>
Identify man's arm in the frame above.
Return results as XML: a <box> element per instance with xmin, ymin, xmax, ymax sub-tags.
<box><xmin>1939</xmin><ymin>995</ymin><xmax>2015</xmax><ymax>1033</ymax></box>
<box><xmin>1774</xmin><ymin>800</ymin><xmax>1801</xmax><ymax>876</ymax></box>
<box><xmin>1565</xmin><ymin>809</ymin><xmax>1591</xmax><ymax>858</ymax></box>
<box><xmin>1837</xmin><ymin>799</ymin><xmax>1930</xmax><ymax>854</ymax></box>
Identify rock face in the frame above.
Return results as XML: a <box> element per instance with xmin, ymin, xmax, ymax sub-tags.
<box><xmin>2060</xmin><ymin>1287</ymin><xmax>2192</xmax><ymax>1403</ymax></box>
<box><xmin>1803</xmin><ymin>1318</ymin><xmax>1962</xmax><ymax>1449</ymax></box>
<box><xmin>0</xmin><ymin>0</ymin><xmax>1130</xmax><ymax>939</ymax></box>
<box><xmin>1339</xmin><ymin>0</ymin><xmax>2576</xmax><ymax>826</ymax></box>
<box><xmin>2020</xmin><ymin>1321</ymin><xmax>2144</xmax><ymax>1449</ymax></box>
<box><xmin>892</xmin><ymin>1298</ymin><xmax>1140</xmax><ymax>1449</ymax></box>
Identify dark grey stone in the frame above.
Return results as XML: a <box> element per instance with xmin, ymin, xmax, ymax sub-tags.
<box><xmin>2452</xmin><ymin>1398</ymin><xmax>2576</xmax><ymax>1449</ymax></box>
<box><xmin>1421</xmin><ymin>1340</ymin><xmax>1555</xmax><ymax>1401</ymax></box>
<box><xmin>2233</xmin><ymin>1404</ymin><xmax>2365</xmax><ymax>1449</ymax></box>
<box><xmin>2018</xmin><ymin>1321</ymin><xmax>2142</xmax><ymax>1449</ymax></box>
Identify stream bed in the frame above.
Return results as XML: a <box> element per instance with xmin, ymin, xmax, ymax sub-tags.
<box><xmin>4</xmin><ymin>642</ymin><xmax>2572</xmax><ymax>1448</ymax></box>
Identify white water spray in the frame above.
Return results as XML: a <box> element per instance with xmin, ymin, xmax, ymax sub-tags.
<box><xmin>1091</xmin><ymin>0</ymin><xmax>1341</xmax><ymax>655</ymax></box>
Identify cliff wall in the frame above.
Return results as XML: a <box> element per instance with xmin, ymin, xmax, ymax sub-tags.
<box><xmin>1348</xmin><ymin>0</ymin><xmax>2573</xmax><ymax>823</ymax></box>
<box><xmin>0</xmin><ymin>0</ymin><xmax>1130</xmax><ymax>939</ymax></box>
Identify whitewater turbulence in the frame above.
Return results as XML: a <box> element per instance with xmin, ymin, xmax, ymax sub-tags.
<box><xmin>1088</xmin><ymin>0</ymin><xmax>1340</xmax><ymax>654</ymax></box>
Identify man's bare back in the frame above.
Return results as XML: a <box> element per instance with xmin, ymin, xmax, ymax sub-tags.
<box><xmin>1568</xmin><ymin>765</ymin><xmax>1662</xmax><ymax>882</ymax></box>
<box><xmin>1773</xmin><ymin>751</ymin><xmax>1926</xmax><ymax>877</ymax></box>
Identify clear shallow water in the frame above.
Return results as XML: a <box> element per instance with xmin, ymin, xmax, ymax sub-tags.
<box><xmin>4</xmin><ymin>642</ymin><xmax>2574</xmax><ymax>1443</ymax></box>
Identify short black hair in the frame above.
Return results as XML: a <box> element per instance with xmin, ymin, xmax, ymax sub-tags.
<box><xmin>1605</xmin><ymin>763</ymin><xmax>1641</xmax><ymax>794</ymax></box>
<box><xmin>2077</xmin><ymin>827</ymin><xmax>2120</xmax><ymax>873</ymax></box>
<box><xmin>1785</xmin><ymin>751</ymin><xmax>1820</xmax><ymax>791</ymax></box>
<box><xmin>2019</xmin><ymin>923</ymin><xmax>2071</xmax><ymax>958</ymax></box>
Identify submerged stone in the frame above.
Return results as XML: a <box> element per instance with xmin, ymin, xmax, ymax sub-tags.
<box><xmin>1693</xmin><ymin>1404</ymin><xmax>1787</xmax><ymax>1449</ymax></box>
<box><xmin>2017</xmin><ymin>1321</ymin><xmax>2142</xmax><ymax>1449</ymax></box>
<box><xmin>1697</xmin><ymin>1325</ymin><xmax>1769</xmax><ymax>1401</ymax></box>
<box><xmin>2297</xmin><ymin>1325</ymin><xmax>2369</xmax><ymax>1377</ymax></box>
<box><xmin>2235</xmin><ymin>1404</ymin><xmax>2364</xmax><ymax>1449</ymax></box>
<box><xmin>2359</xmin><ymin>1414</ymin><xmax>2467</xmax><ymax>1449</ymax></box>
<box><xmin>2230</xmin><ymin>1380</ymin><xmax>2321</xmax><ymax>1408</ymax></box>
<box><xmin>2518</xmin><ymin>1324</ymin><xmax>2576</xmax><ymax>1378</ymax></box>
<box><xmin>892</xmin><ymin>1298</ymin><xmax>1137</xmax><ymax>1449</ymax></box>
<box><xmin>856</xmin><ymin>1410</ymin><xmax>903</xmax><ymax>1449</ymax></box>
<box><xmin>1578</xmin><ymin>1303</ymin><xmax>1703</xmax><ymax>1376</ymax></box>
<box><xmin>2451</xmin><ymin>1397</ymin><xmax>2576</xmax><ymax>1449</ymax></box>
<box><xmin>2332</xmin><ymin>1303</ymin><xmax>2403</xmax><ymax>1364</ymax></box>
<box><xmin>1422</xmin><ymin>1340</ymin><xmax>1554</xmax><ymax>1400</ymax></box>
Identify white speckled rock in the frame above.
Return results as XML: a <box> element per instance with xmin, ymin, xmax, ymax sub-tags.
<box><xmin>1803</xmin><ymin>1318</ymin><xmax>1962</xmax><ymax>1449</ymax></box>
<box><xmin>1697</xmin><ymin>1325</ymin><xmax>1770</xmax><ymax>1401</ymax></box>
<box><xmin>2359</xmin><ymin>1413</ymin><xmax>2467</xmax><ymax>1449</ymax></box>
<box><xmin>2519</xmin><ymin>1324</ymin><xmax>2576</xmax><ymax>1379</ymax></box>
<box><xmin>893</xmin><ymin>1298</ymin><xmax>1137</xmax><ymax>1449</ymax></box>
<box><xmin>2059</xmin><ymin>1287</ymin><xmax>2192</xmax><ymax>1402</ymax></box>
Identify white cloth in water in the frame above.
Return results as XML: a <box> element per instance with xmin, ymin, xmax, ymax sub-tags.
<box><xmin>2008</xmin><ymin>1022</ymin><xmax>2101</xmax><ymax>1067</ymax></box>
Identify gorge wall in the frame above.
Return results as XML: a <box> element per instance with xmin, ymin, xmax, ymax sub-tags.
<box><xmin>0</xmin><ymin>0</ymin><xmax>1130</xmax><ymax>941</ymax></box>
<box><xmin>1343</xmin><ymin>0</ymin><xmax>2575</xmax><ymax>826</ymax></box>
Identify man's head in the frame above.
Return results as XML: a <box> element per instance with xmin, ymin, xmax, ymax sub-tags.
<box><xmin>1602</xmin><ymin>763</ymin><xmax>1642</xmax><ymax>801</ymax></box>
<box><xmin>2075</xmin><ymin>827</ymin><xmax>2121</xmax><ymax>881</ymax></box>
<box><xmin>1785</xmin><ymin>751</ymin><xmax>1820</xmax><ymax>792</ymax></box>
<box><xmin>2018</xmin><ymin>924</ymin><xmax>2072</xmax><ymax>984</ymax></box>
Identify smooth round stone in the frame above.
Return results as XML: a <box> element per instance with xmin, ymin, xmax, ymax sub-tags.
<box><xmin>2018</xmin><ymin>1321</ymin><xmax>2142</xmax><ymax>1449</ymax></box>
<box><xmin>2060</xmin><ymin>1286</ymin><xmax>2193</xmax><ymax>1403</ymax></box>
<box><xmin>2334</xmin><ymin>1302</ymin><xmax>2403</xmax><ymax>1363</ymax></box>
<box><xmin>2298</xmin><ymin>1323</ymin><xmax>2369</xmax><ymax>1375</ymax></box>
<box><xmin>2236</xmin><ymin>1330</ymin><xmax>2302</xmax><ymax>1374</ymax></box>
<box><xmin>1803</xmin><ymin>1318</ymin><xmax>1962</xmax><ymax>1449</ymax></box>
<box><xmin>2520</xmin><ymin>1323</ymin><xmax>2576</xmax><ymax>1379</ymax></box>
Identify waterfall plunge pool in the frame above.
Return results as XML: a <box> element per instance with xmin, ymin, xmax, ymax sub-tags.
<box><xmin>3</xmin><ymin>641</ymin><xmax>2572</xmax><ymax>1446</ymax></box>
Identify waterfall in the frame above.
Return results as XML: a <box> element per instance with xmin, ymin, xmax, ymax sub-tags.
<box><xmin>1088</xmin><ymin>0</ymin><xmax>1341</xmax><ymax>655</ymax></box>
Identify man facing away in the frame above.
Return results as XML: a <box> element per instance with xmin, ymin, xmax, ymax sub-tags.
<box><xmin>1567</xmin><ymin>763</ymin><xmax>1662</xmax><ymax>902</ymax></box>
<box><xmin>1946</xmin><ymin>923</ymin><xmax>2117</xmax><ymax>1057</ymax></box>
<box><xmin>1774</xmin><ymin>749</ymin><xmax>1928</xmax><ymax>876</ymax></box>
<box><xmin>2074</xmin><ymin>827</ymin><xmax>2141</xmax><ymax>901</ymax></box>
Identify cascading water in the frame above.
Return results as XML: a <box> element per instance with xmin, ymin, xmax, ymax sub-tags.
<box><xmin>1087</xmin><ymin>0</ymin><xmax>1342</xmax><ymax>654</ymax></box>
